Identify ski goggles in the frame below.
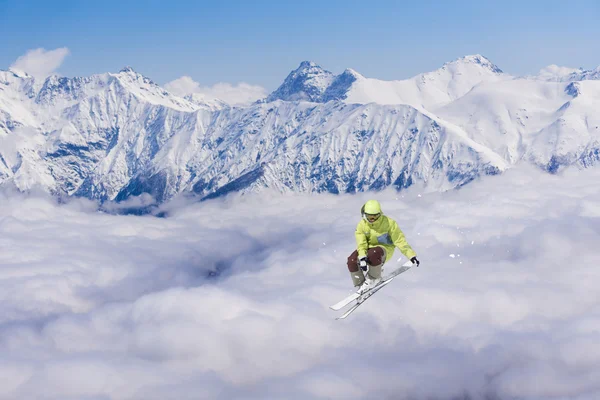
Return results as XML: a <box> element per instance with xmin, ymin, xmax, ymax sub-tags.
<box><xmin>365</xmin><ymin>213</ymin><xmax>381</xmax><ymax>221</ymax></box>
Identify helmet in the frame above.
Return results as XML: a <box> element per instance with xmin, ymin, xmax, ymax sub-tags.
<box><xmin>363</xmin><ymin>200</ymin><xmax>382</xmax><ymax>215</ymax></box>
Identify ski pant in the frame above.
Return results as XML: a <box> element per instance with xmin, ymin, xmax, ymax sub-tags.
<box><xmin>347</xmin><ymin>246</ymin><xmax>386</xmax><ymax>272</ymax></box>
<box><xmin>347</xmin><ymin>247</ymin><xmax>386</xmax><ymax>286</ymax></box>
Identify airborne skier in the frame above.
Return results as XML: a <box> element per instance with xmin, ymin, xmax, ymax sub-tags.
<box><xmin>347</xmin><ymin>200</ymin><xmax>420</xmax><ymax>293</ymax></box>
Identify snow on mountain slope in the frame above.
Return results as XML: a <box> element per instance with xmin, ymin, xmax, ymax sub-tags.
<box><xmin>343</xmin><ymin>55</ymin><xmax>508</xmax><ymax>109</ymax></box>
<box><xmin>192</xmin><ymin>101</ymin><xmax>505</xmax><ymax>196</ymax></box>
<box><xmin>266</xmin><ymin>61</ymin><xmax>335</xmax><ymax>102</ymax></box>
<box><xmin>435</xmin><ymin>79</ymin><xmax>571</xmax><ymax>163</ymax></box>
<box><xmin>534</xmin><ymin>65</ymin><xmax>600</xmax><ymax>82</ymax></box>
<box><xmin>111</xmin><ymin>67</ymin><xmax>198</xmax><ymax>111</ymax></box>
<box><xmin>0</xmin><ymin>70</ymin><xmax>39</xmax><ymax>132</ymax></box>
<box><xmin>268</xmin><ymin>55</ymin><xmax>508</xmax><ymax>110</ymax></box>
<box><xmin>1</xmin><ymin>55</ymin><xmax>600</xmax><ymax>205</ymax></box>
<box><xmin>184</xmin><ymin>93</ymin><xmax>230</xmax><ymax>111</ymax></box>
<box><xmin>528</xmin><ymin>81</ymin><xmax>600</xmax><ymax>170</ymax></box>
<box><xmin>35</xmin><ymin>68</ymin><xmax>198</xmax><ymax>112</ymax></box>
<box><xmin>76</xmin><ymin>104</ymin><xmax>215</xmax><ymax>201</ymax></box>
<box><xmin>111</xmin><ymin>100</ymin><xmax>505</xmax><ymax>203</ymax></box>
<box><xmin>435</xmin><ymin>78</ymin><xmax>600</xmax><ymax>170</ymax></box>
<box><xmin>0</xmin><ymin>67</ymin><xmax>203</xmax><ymax>195</ymax></box>
<box><xmin>0</xmin><ymin>70</ymin><xmax>46</xmax><ymax>186</ymax></box>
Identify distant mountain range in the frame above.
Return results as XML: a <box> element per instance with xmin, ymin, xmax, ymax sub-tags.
<box><xmin>1</xmin><ymin>55</ymin><xmax>599</xmax><ymax>204</ymax></box>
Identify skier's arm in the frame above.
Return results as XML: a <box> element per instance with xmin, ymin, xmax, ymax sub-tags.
<box><xmin>355</xmin><ymin>221</ymin><xmax>369</xmax><ymax>258</ymax></box>
<box><xmin>389</xmin><ymin>220</ymin><xmax>416</xmax><ymax>259</ymax></box>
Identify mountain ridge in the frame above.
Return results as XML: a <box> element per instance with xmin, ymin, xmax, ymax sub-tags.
<box><xmin>1</xmin><ymin>56</ymin><xmax>600</xmax><ymax>206</ymax></box>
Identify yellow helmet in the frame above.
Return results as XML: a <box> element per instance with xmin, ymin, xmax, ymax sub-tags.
<box><xmin>362</xmin><ymin>199</ymin><xmax>382</xmax><ymax>215</ymax></box>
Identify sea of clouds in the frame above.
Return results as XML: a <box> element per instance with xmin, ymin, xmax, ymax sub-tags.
<box><xmin>1</xmin><ymin>165</ymin><xmax>599</xmax><ymax>400</ymax></box>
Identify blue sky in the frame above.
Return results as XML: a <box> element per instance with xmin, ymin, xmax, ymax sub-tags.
<box><xmin>1</xmin><ymin>0</ymin><xmax>599</xmax><ymax>89</ymax></box>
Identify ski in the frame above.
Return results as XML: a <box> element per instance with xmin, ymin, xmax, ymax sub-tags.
<box><xmin>329</xmin><ymin>292</ymin><xmax>360</xmax><ymax>311</ymax></box>
<box><xmin>336</xmin><ymin>277</ymin><xmax>395</xmax><ymax>320</ymax></box>
<box><xmin>330</xmin><ymin>263</ymin><xmax>413</xmax><ymax>313</ymax></box>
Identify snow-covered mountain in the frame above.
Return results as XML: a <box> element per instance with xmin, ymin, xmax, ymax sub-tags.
<box><xmin>436</xmin><ymin>77</ymin><xmax>600</xmax><ymax>170</ymax></box>
<box><xmin>268</xmin><ymin>55</ymin><xmax>507</xmax><ymax>110</ymax></box>
<box><xmin>1</xmin><ymin>55</ymin><xmax>600</xmax><ymax>205</ymax></box>
<box><xmin>184</xmin><ymin>93</ymin><xmax>230</xmax><ymax>111</ymax></box>
<box><xmin>266</xmin><ymin>61</ymin><xmax>335</xmax><ymax>102</ymax></box>
<box><xmin>534</xmin><ymin>65</ymin><xmax>600</xmax><ymax>82</ymax></box>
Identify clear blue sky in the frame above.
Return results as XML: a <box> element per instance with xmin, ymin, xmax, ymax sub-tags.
<box><xmin>1</xmin><ymin>0</ymin><xmax>599</xmax><ymax>89</ymax></box>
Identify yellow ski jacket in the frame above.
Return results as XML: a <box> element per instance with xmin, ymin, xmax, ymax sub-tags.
<box><xmin>355</xmin><ymin>215</ymin><xmax>416</xmax><ymax>262</ymax></box>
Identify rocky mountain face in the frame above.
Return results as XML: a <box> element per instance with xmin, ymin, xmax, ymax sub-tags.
<box><xmin>1</xmin><ymin>55</ymin><xmax>599</xmax><ymax>205</ymax></box>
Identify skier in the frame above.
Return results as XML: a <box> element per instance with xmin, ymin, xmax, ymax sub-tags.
<box><xmin>347</xmin><ymin>199</ymin><xmax>420</xmax><ymax>293</ymax></box>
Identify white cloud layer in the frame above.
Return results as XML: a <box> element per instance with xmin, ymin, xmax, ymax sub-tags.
<box><xmin>537</xmin><ymin>64</ymin><xmax>581</xmax><ymax>79</ymax></box>
<box><xmin>1</xmin><ymin>166</ymin><xmax>600</xmax><ymax>399</ymax></box>
<box><xmin>164</xmin><ymin>76</ymin><xmax>267</xmax><ymax>106</ymax></box>
<box><xmin>10</xmin><ymin>48</ymin><xmax>70</xmax><ymax>80</ymax></box>
<box><xmin>163</xmin><ymin>75</ymin><xmax>200</xmax><ymax>95</ymax></box>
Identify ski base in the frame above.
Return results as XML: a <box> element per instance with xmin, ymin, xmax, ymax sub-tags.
<box><xmin>330</xmin><ymin>263</ymin><xmax>413</xmax><ymax>319</ymax></box>
<box><xmin>329</xmin><ymin>292</ymin><xmax>360</xmax><ymax>311</ymax></box>
<box><xmin>336</xmin><ymin>277</ymin><xmax>395</xmax><ymax>319</ymax></box>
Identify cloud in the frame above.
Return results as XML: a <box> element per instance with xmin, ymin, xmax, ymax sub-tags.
<box><xmin>10</xmin><ymin>48</ymin><xmax>70</xmax><ymax>80</ymax></box>
<box><xmin>1</xmin><ymin>165</ymin><xmax>600</xmax><ymax>399</ymax></box>
<box><xmin>537</xmin><ymin>64</ymin><xmax>581</xmax><ymax>79</ymax></box>
<box><xmin>163</xmin><ymin>75</ymin><xmax>200</xmax><ymax>96</ymax></box>
<box><xmin>164</xmin><ymin>76</ymin><xmax>267</xmax><ymax>106</ymax></box>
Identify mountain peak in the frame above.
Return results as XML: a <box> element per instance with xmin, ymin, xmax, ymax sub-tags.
<box><xmin>459</xmin><ymin>54</ymin><xmax>491</xmax><ymax>63</ymax></box>
<box><xmin>114</xmin><ymin>66</ymin><xmax>157</xmax><ymax>87</ymax></box>
<box><xmin>446</xmin><ymin>54</ymin><xmax>503</xmax><ymax>74</ymax></box>
<box><xmin>292</xmin><ymin>61</ymin><xmax>328</xmax><ymax>75</ymax></box>
<box><xmin>267</xmin><ymin>61</ymin><xmax>335</xmax><ymax>102</ymax></box>
<box><xmin>6</xmin><ymin>67</ymin><xmax>32</xmax><ymax>79</ymax></box>
<box><xmin>119</xmin><ymin>66</ymin><xmax>137</xmax><ymax>74</ymax></box>
<box><xmin>321</xmin><ymin>68</ymin><xmax>363</xmax><ymax>102</ymax></box>
<box><xmin>568</xmin><ymin>65</ymin><xmax>600</xmax><ymax>81</ymax></box>
<box><xmin>535</xmin><ymin>64</ymin><xmax>600</xmax><ymax>82</ymax></box>
<box><xmin>298</xmin><ymin>61</ymin><xmax>318</xmax><ymax>69</ymax></box>
<box><xmin>342</xmin><ymin>68</ymin><xmax>363</xmax><ymax>79</ymax></box>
